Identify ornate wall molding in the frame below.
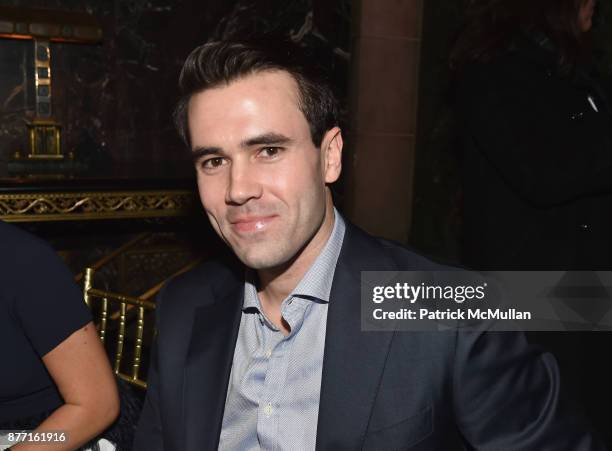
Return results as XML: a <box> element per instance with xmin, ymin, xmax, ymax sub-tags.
<box><xmin>0</xmin><ymin>190</ymin><xmax>196</xmax><ymax>222</ymax></box>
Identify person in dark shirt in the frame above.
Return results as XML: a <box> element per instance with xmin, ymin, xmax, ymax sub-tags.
<box><xmin>452</xmin><ymin>0</ymin><xmax>612</xmax><ymax>445</ymax></box>
<box><xmin>0</xmin><ymin>221</ymin><xmax>118</xmax><ymax>450</ymax></box>
<box><xmin>453</xmin><ymin>0</ymin><xmax>611</xmax><ymax>269</ymax></box>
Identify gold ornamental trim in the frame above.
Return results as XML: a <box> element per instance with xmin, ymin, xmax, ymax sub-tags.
<box><xmin>0</xmin><ymin>190</ymin><xmax>196</xmax><ymax>222</ymax></box>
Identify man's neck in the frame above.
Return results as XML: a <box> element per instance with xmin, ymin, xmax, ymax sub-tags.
<box><xmin>256</xmin><ymin>202</ymin><xmax>336</xmax><ymax>327</ymax></box>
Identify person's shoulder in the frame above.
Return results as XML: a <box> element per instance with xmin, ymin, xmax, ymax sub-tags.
<box><xmin>457</xmin><ymin>34</ymin><xmax>554</xmax><ymax>87</ymax></box>
<box><xmin>343</xmin><ymin>222</ymin><xmax>455</xmax><ymax>272</ymax></box>
<box><xmin>0</xmin><ymin>221</ymin><xmax>60</xmax><ymax>270</ymax></box>
<box><xmin>1</xmin><ymin>220</ymin><xmax>49</xmax><ymax>250</ymax></box>
<box><xmin>376</xmin><ymin>237</ymin><xmax>456</xmax><ymax>272</ymax></box>
<box><xmin>159</xmin><ymin>254</ymin><xmax>242</xmax><ymax>309</ymax></box>
<box><xmin>153</xmin><ymin>254</ymin><xmax>242</xmax><ymax>341</ymax></box>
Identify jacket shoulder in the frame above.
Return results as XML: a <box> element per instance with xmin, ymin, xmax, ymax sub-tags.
<box><xmin>343</xmin><ymin>222</ymin><xmax>453</xmax><ymax>271</ymax></box>
<box><xmin>378</xmin><ymin>237</ymin><xmax>453</xmax><ymax>271</ymax></box>
<box><xmin>155</xmin><ymin>257</ymin><xmax>241</xmax><ymax>323</ymax></box>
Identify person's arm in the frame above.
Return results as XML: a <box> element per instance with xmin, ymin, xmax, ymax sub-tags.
<box><xmin>11</xmin><ymin>322</ymin><xmax>119</xmax><ymax>451</ymax></box>
<box><xmin>452</xmin><ymin>329</ymin><xmax>605</xmax><ymax>450</ymax></box>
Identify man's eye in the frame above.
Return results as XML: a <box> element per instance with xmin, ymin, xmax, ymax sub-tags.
<box><xmin>202</xmin><ymin>157</ymin><xmax>226</xmax><ymax>169</ymax></box>
<box><xmin>259</xmin><ymin>147</ymin><xmax>281</xmax><ymax>158</ymax></box>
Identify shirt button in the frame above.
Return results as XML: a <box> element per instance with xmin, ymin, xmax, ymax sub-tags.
<box><xmin>264</xmin><ymin>403</ymin><xmax>273</xmax><ymax>416</ymax></box>
<box><xmin>265</xmin><ymin>349</ymin><xmax>272</xmax><ymax>358</ymax></box>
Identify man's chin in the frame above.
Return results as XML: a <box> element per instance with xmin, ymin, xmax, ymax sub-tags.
<box><xmin>237</xmin><ymin>256</ymin><xmax>281</xmax><ymax>271</ymax></box>
<box><xmin>232</xmin><ymin>247</ymin><xmax>291</xmax><ymax>271</ymax></box>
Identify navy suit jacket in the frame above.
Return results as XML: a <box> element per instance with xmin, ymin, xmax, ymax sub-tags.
<box><xmin>134</xmin><ymin>222</ymin><xmax>604</xmax><ymax>450</ymax></box>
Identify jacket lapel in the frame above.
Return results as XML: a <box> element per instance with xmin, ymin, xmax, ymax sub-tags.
<box><xmin>183</xmin><ymin>276</ymin><xmax>243</xmax><ymax>451</ymax></box>
<box><xmin>316</xmin><ymin>225</ymin><xmax>396</xmax><ymax>450</ymax></box>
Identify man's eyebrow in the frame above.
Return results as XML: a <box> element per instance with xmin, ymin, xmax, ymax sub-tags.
<box><xmin>191</xmin><ymin>133</ymin><xmax>291</xmax><ymax>161</ymax></box>
<box><xmin>241</xmin><ymin>133</ymin><xmax>292</xmax><ymax>148</ymax></box>
<box><xmin>191</xmin><ymin>146</ymin><xmax>223</xmax><ymax>162</ymax></box>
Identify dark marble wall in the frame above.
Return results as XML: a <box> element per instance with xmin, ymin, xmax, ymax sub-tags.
<box><xmin>410</xmin><ymin>0</ymin><xmax>612</xmax><ymax>262</ymax></box>
<box><xmin>0</xmin><ymin>39</ymin><xmax>34</xmax><ymax>174</ymax></box>
<box><xmin>0</xmin><ymin>0</ymin><xmax>350</xmax><ymax>178</ymax></box>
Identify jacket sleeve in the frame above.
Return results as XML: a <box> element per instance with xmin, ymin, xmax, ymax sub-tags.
<box><xmin>452</xmin><ymin>329</ymin><xmax>605</xmax><ymax>450</ymax></box>
<box><xmin>133</xmin><ymin>289</ymin><xmax>166</xmax><ymax>451</ymax></box>
<box><xmin>456</xmin><ymin>57</ymin><xmax>612</xmax><ymax>207</ymax></box>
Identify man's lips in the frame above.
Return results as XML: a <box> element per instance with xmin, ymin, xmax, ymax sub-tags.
<box><xmin>229</xmin><ymin>215</ymin><xmax>277</xmax><ymax>233</ymax></box>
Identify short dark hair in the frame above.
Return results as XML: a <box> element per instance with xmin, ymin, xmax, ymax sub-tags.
<box><xmin>174</xmin><ymin>39</ymin><xmax>339</xmax><ymax>148</ymax></box>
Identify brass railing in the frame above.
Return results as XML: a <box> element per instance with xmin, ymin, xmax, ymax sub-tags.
<box><xmin>83</xmin><ymin>267</ymin><xmax>156</xmax><ymax>389</ymax></box>
<box><xmin>82</xmin><ymin>259</ymin><xmax>201</xmax><ymax>389</ymax></box>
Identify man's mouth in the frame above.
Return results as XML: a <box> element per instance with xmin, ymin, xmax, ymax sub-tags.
<box><xmin>230</xmin><ymin>215</ymin><xmax>277</xmax><ymax>234</ymax></box>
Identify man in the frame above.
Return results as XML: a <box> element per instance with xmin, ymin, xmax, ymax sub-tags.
<box><xmin>134</xmin><ymin>40</ymin><xmax>603</xmax><ymax>450</ymax></box>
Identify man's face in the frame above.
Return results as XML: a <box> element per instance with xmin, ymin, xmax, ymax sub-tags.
<box><xmin>187</xmin><ymin>70</ymin><xmax>342</xmax><ymax>270</ymax></box>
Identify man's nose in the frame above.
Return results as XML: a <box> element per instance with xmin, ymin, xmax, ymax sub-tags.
<box><xmin>226</xmin><ymin>161</ymin><xmax>262</xmax><ymax>205</ymax></box>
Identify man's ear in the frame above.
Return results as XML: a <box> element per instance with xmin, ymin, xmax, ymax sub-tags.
<box><xmin>320</xmin><ymin>126</ymin><xmax>343</xmax><ymax>184</ymax></box>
